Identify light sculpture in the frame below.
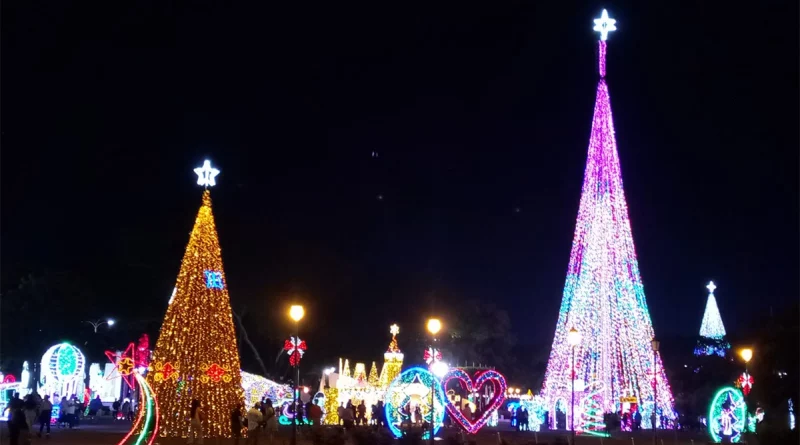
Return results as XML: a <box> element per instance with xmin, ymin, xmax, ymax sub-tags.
<box><xmin>540</xmin><ymin>10</ymin><xmax>676</xmax><ymax>426</ymax></box>
<box><xmin>383</xmin><ymin>367</ymin><xmax>445</xmax><ymax>439</ymax></box>
<box><xmin>441</xmin><ymin>368</ymin><xmax>507</xmax><ymax>434</ymax></box>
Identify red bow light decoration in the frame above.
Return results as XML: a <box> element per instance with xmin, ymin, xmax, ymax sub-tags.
<box><xmin>284</xmin><ymin>337</ymin><xmax>307</xmax><ymax>367</ymax></box>
<box><xmin>736</xmin><ymin>372</ymin><xmax>754</xmax><ymax>396</ymax></box>
<box><xmin>424</xmin><ymin>347</ymin><xmax>442</xmax><ymax>365</ymax></box>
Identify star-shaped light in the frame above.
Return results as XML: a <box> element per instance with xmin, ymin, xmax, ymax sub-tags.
<box><xmin>707</xmin><ymin>281</ymin><xmax>717</xmax><ymax>294</ymax></box>
<box><xmin>194</xmin><ymin>160</ymin><xmax>220</xmax><ymax>187</ymax></box>
<box><xmin>390</xmin><ymin>324</ymin><xmax>400</xmax><ymax>336</ymax></box>
<box><xmin>593</xmin><ymin>9</ymin><xmax>617</xmax><ymax>41</ymax></box>
<box><xmin>403</xmin><ymin>375</ymin><xmax>430</xmax><ymax>398</ymax></box>
<box><xmin>105</xmin><ymin>343</ymin><xmax>137</xmax><ymax>389</ymax></box>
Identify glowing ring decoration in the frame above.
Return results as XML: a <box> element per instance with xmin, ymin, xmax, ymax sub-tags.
<box><xmin>441</xmin><ymin>368</ymin><xmax>507</xmax><ymax>434</ymax></box>
<box><xmin>709</xmin><ymin>386</ymin><xmax>746</xmax><ymax>443</ymax></box>
<box><xmin>383</xmin><ymin>367</ymin><xmax>446</xmax><ymax>439</ymax></box>
<box><xmin>41</xmin><ymin>343</ymin><xmax>86</xmax><ymax>384</ymax></box>
<box><xmin>116</xmin><ymin>372</ymin><xmax>159</xmax><ymax>445</ymax></box>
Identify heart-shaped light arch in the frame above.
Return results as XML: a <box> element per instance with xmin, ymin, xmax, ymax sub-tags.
<box><xmin>441</xmin><ymin>368</ymin><xmax>507</xmax><ymax>434</ymax></box>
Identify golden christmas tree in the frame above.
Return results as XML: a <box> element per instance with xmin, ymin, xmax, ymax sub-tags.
<box><xmin>148</xmin><ymin>161</ymin><xmax>243</xmax><ymax>438</ymax></box>
<box><xmin>367</xmin><ymin>361</ymin><xmax>380</xmax><ymax>386</ymax></box>
<box><xmin>378</xmin><ymin>324</ymin><xmax>403</xmax><ymax>388</ymax></box>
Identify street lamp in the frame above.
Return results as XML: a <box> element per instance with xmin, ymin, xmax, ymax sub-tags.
<box><xmin>567</xmin><ymin>327</ymin><xmax>581</xmax><ymax>445</ymax></box>
<box><xmin>427</xmin><ymin>318</ymin><xmax>442</xmax><ymax>445</ymax></box>
<box><xmin>85</xmin><ymin>319</ymin><xmax>115</xmax><ymax>333</ymax></box>
<box><xmin>651</xmin><ymin>337</ymin><xmax>660</xmax><ymax>445</ymax></box>
<box><xmin>740</xmin><ymin>348</ymin><xmax>753</xmax><ymax>372</ymax></box>
<box><xmin>289</xmin><ymin>305</ymin><xmax>304</xmax><ymax>445</ymax></box>
<box><xmin>739</xmin><ymin>348</ymin><xmax>753</xmax><ymax>435</ymax></box>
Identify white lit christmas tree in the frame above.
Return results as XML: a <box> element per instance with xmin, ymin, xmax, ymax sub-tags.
<box><xmin>694</xmin><ymin>281</ymin><xmax>730</xmax><ymax>357</ymax></box>
<box><xmin>540</xmin><ymin>10</ymin><xmax>676</xmax><ymax>429</ymax></box>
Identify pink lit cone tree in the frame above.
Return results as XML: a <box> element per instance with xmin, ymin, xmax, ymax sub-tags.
<box><xmin>540</xmin><ymin>10</ymin><xmax>676</xmax><ymax>430</ymax></box>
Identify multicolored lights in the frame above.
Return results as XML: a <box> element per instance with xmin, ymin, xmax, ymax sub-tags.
<box><xmin>117</xmin><ymin>372</ymin><xmax>159</xmax><ymax>445</ymax></box>
<box><xmin>383</xmin><ymin>367</ymin><xmax>446</xmax><ymax>439</ymax></box>
<box><xmin>708</xmin><ymin>387</ymin><xmax>746</xmax><ymax>443</ymax></box>
<box><xmin>441</xmin><ymin>368</ymin><xmax>507</xmax><ymax>434</ymax></box>
<box><xmin>541</xmin><ymin>10</ymin><xmax>676</xmax><ymax>427</ymax></box>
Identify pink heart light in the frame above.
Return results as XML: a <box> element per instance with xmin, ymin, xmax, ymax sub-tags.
<box><xmin>441</xmin><ymin>368</ymin><xmax>507</xmax><ymax>434</ymax></box>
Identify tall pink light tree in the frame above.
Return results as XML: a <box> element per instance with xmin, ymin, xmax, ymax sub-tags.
<box><xmin>540</xmin><ymin>10</ymin><xmax>676</xmax><ymax>430</ymax></box>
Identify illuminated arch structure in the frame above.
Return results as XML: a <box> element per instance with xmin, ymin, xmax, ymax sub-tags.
<box><xmin>40</xmin><ymin>343</ymin><xmax>86</xmax><ymax>400</ymax></box>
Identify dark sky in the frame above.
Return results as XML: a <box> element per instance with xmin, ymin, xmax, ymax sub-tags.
<box><xmin>2</xmin><ymin>1</ymin><xmax>798</xmax><ymax>370</ymax></box>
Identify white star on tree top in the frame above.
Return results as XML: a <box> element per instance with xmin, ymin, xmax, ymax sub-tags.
<box><xmin>706</xmin><ymin>281</ymin><xmax>717</xmax><ymax>294</ymax></box>
<box><xmin>194</xmin><ymin>160</ymin><xmax>220</xmax><ymax>187</ymax></box>
<box><xmin>390</xmin><ymin>324</ymin><xmax>400</xmax><ymax>336</ymax></box>
<box><xmin>593</xmin><ymin>9</ymin><xmax>617</xmax><ymax>41</ymax></box>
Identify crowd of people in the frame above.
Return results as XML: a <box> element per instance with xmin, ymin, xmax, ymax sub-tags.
<box><xmin>4</xmin><ymin>391</ymin><xmax>138</xmax><ymax>445</ymax></box>
<box><xmin>336</xmin><ymin>399</ymin><xmax>386</xmax><ymax>429</ymax></box>
<box><xmin>226</xmin><ymin>397</ymin><xmax>321</xmax><ymax>445</ymax></box>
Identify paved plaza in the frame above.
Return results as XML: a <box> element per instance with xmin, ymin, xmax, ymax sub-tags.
<box><xmin>0</xmin><ymin>418</ymin><xmax>715</xmax><ymax>445</ymax></box>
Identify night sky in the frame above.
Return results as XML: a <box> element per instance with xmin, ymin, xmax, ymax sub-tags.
<box><xmin>2</xmin><ymin>1</ymin><xmax>798</xmax><ymax>371</ymax></box>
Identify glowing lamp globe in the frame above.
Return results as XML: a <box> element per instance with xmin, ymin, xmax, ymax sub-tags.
<box><xmin>289</xmin><ymin>305</ymin><xmax>305</xmax><ymax>322</ymax></box>
<box><xmin>427</xmin><ymin>318</ymin><xmax>442</xmax><ymax>335</ymax></box>
<box><xmin>107</xmin><ymin>319</ymin><xmax>116</xmax><ymax>327</ymax></box>
<box><xmin>567</xmin><ymin>327</ymin><xmax>581</xmax><ymax>346</ymax></box>
<box><xmin>431</xmin><ymin>361</ymin><xmax>449</xmax><ymax>378</ymax></box>
<box><xmin>740</xmin><ymin>348</ymin><xmax>753</xmax><ymax>363</ymax></box>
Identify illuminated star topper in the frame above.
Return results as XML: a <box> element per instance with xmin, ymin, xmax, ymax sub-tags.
<box><xmin>707</xmin><ymin>281</ymin><xmax>717</xmax><ymax>294</ymax></box>
<box><xmin>593</xmin><ymin>9</ymin><xmax>617</xmax><ymax>41</ymax></box>
<box><xmin>390</xmin><ymin>324</ymin><xmax>400</xmax><ymax>337</ymax></box>
<box><xmin>194</xmin><ymin>159</ymin><xmax>220</xmax><ymax>187</ymax></box>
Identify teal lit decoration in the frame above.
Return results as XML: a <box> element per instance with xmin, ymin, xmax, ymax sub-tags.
<box><xmin>57</xmin><ymin>345</ymin><xmax>78</xmax><ymax>376</ymax></box>
<box><xmin>204</xmin><ymin>270</ymin><xmax>224</xmax><ymax>289</ymax></box>
<box><xmin>384</xmin><ymin>367</ymin><xmax>446</xmax><ymax>439</ymax></box>
<box><xmin>519</xmin><ymin>396</ymin><xmax>548</xmax><ymax>432</ymax></box>
<box><xmin>709</xmin><ymin>387</ymin><xmax>746</xmax><ymax>443</ymax></box>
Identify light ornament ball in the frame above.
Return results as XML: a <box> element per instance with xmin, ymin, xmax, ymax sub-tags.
<box><xmin>42</xmin><ymin>343</ymin><xmax>86</xmax><ymax>384</ymax></box>
<box><xmin>740</xmin><ymin>348</ymin><xmax>753</xmax><ymax>364</ymax></box>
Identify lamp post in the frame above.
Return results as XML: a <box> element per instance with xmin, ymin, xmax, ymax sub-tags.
<box><xmin>289</xmin><ymin>305</ymin><xmax>305</xmax><ymax>445</ymax></box>
<box><xmin>84</xmin><ymin>319</ymin><xmax>115</xmax><ymax>333</ymax></box>
<box><xmin>740</xmin><ymin>348</ymin><xmax>753</xmax><ymax>374</ymax></box>
<box><xmin>651</xmin><ymin>338</ymin><xmax>660</xmax><ymax>445</ymax></box>
<box><xmin>567</xmin><ymin>327</ymin><xmax>581</xmax><ymax>445</ymax></box>
<box><xmin>427</xmin><ymin>318</ymin><xmax>442</xmax><ymax>445</ymax></box>
<box><xmin>740</xmin><ymin>348</ymin><xmax>753</xmax><ymax>435</ymax></box>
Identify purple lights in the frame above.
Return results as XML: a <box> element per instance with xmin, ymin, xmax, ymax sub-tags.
<box><xmin>540</xmin><ymin>13</ymin><xmax>676</xmax><ymax>430</ymax></box>
<box><xmin>598</xmin><ymin>41</ymin><xmax>607</xmax><ymax>78</ymax></box>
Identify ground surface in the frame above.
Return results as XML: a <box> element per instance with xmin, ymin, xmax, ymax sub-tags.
<box><xmin>0</xmin><ymin>418</ymin><xmax>719</xmax><ymax>445</ymax></box>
